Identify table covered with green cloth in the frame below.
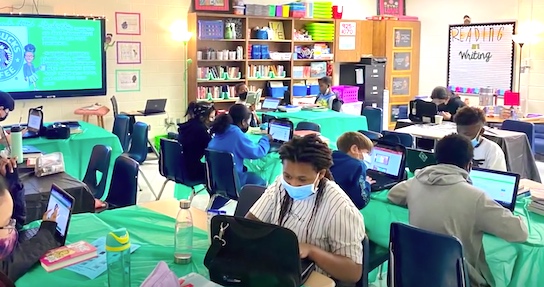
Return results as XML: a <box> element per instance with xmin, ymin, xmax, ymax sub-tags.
<box><xmin>23</xmin><ymin>122</ymin><xmax>124</xmax><ymax>198</ymax></box>
<box><xmin>17</xmin><ymin>206</ymin><xmax>209</xmax><ymax>286</ymax></box>
<box><xmin>362</xmin><ymin>190</ymin><xmax>544</xmax><ymax>287</ymax></box>
<box><xmin>261</xmin><ymin>110</ymin><xmax>368</xmax><ymax>141</ymax></box>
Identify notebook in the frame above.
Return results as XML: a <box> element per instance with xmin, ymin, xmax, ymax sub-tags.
<box><xmin>469</xmin><ymin>168</ymin><xmax>520</xmax><ymax>211</ymax></box>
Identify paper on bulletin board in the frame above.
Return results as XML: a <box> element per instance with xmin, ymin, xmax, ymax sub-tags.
<box><xmin>339</xmin><ymin>36</ymin><xmax>356</xmax><ymax>50</ymax></box>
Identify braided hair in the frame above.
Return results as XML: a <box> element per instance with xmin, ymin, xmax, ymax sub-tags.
<box><xmin>277</xmin><ymin>134</ymin><xmax>333</xmax><ymax>238</ymax></box>
<box><xmin>185</xmin><ymin>101</ymin><xmax>215</xmax><ymax>122</ymax></box>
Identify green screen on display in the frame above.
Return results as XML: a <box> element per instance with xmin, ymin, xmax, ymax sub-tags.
<box><xmin>0</xmin><ymin>15</ymin><xmax>106</xmax><ymax>99</ymax></box>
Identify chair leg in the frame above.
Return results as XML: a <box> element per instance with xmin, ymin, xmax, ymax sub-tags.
<box><xmin>157</xmin><ymin>179</ymin><xmax>170</xmax><ymax>200</ymax></box>
<box><xmin>138</xmin><ymin>168</ymin><xmax>158</xmax><ymax>200</ymax></box>
<box><xmin>378</xmin><ymin>263</ymin><xmax>384</xmax><ymax>280</ymax></box>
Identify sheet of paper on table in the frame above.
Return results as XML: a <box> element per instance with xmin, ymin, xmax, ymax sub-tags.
<box><xmin>65</xmin><ymin>236</ymin><xmax>140</xmax><ymax>279</ymax></box>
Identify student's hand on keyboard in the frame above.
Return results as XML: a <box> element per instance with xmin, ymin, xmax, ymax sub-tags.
<box><xmin>366</xmin><ymin>176</ymin><xmax>376</xmax><ymax>185</ymax></box>
<box><xmin>299</xmin><ymin>243</ymin><xmax>313</xmax><ymax>259</ymax></box>
<box><xmin>0</xmin><ymin>157</ymin><xmax>17</xmax><ymax>176</ymax></box>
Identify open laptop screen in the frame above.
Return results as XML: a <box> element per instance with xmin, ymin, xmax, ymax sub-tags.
<box><xmin>262</xmin><ymin>98</ymin><xmax>280</xmax><ymax>109</ymax></box>
<box><xmin>46</xmin><ymin>185</ymin><xmax>74</xmax><ymax>238</ymax></box>
<box><xmin>269</xmin><ymin>121</ymin><xmax>292</xmax><ymax>142</ymax></box>
<box><xmin>469</xmin><ymin>168</ymin><xmax>519</xmax><ymax>210</ymax></box>
<box><xmin>369</xmin><ymin>146</ymin><xmax>404</xmax><ymax>177</ymax></box>
<box><xmin>28</xmin><ymin>112</ymin><xmax>42</xmax><ymax>132</ymax></box>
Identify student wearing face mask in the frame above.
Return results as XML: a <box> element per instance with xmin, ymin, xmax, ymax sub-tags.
<box><xmin>247</xmin><ymin>134</ymin><xmax>365</xmax><ymax>286</ymax></box>
<box><xmin>234</xmin><ymin>83</ymin><xmax>260</xmax><ymax>127</ymax></box>
<box><xmin>330</xmin><ymin>132</ymin><xmax>374</xmax><ymax>209</ymax></box>
<box><xmin>208</xmin><ymin>104</ymin><xmax>271</xmax><ymax>209</ymax></box>
<box><xmin>454</xmin><ymin>106</ymin><xmax>506</xmax><ymax>171</ymax></box>
<box><xmin>178</xmin><ymin>101</ymin><xmax>216</xmax><ymax>183</ymax></box>
<box><xmin>0</xmin><ymin>177</ymin><xmax>61</xmax><ymax>282</ymax></box>
<box><xmin>430</xmin><ymin>86</ymin><xmax>465</xmax><ymax>121</ymax></box>
<box><xmin>388</xmin><ymin>134</ymin><xmax>527</xmax><ymax>287</ymax></box>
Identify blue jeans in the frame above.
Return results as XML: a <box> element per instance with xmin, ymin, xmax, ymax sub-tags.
<box><xmin>209</xmin><ymin>171</ymin><xmax>266</xmax><ymax>210</ymax></box>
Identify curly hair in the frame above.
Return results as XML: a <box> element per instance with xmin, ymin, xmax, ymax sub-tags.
<box><xmin>277</xmin><ymin>134</ymin><xmax>333</xmax><ymax>236</ymax></box>
<box><xmin>24</xmin><ymin>44</ymin><xmax>36</xmax><ymax>53</ymax></box>
<box><xmin>453</xmin><ymin>106</ymin><xmax>486</xmax><ymax>126</ymax></box>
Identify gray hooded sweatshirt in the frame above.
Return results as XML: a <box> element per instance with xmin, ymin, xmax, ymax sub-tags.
<box><xmin>388</xmin><ymin>164</ymin><xmax>528</xmax><ymax>287</ymax></box>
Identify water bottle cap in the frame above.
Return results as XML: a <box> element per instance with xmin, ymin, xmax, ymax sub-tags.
<box><xmin>10</xmin><ymin>125</ymin><xmax>21</xmax><ymax>132</ymax></box>
<box><xmin>174</xmin><ymin>257</ymin><xmax>192</xmax><ymax>264</ymax></box>
<box><xmin>179</xmin><ymin>199</ymin><xmax>191</xmax><ymax>209</ymax></box>
<box><xmin>105</xmin><ymin>228</ymin><xmax>130</xmax><ymax>251</ymax></box>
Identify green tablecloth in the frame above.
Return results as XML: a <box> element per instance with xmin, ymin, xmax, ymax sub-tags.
<box><xmin>16</xmin><ymin>206</ymin><xmax>209</xmax><ymax>286</ymax></box>
<box><xmin>362</xmin><ymin>190</ymin><xmax>544</xmax><ymax>287</ymax></box>
<box><xmin>261</xmin><ymin>110</ymin><xmax>368</xmax><ymax>141</ymax></box>
<box><xmin>24</xmin><ymin>122</ymin><xmax>124</xmax><ymax>198</ymax></box>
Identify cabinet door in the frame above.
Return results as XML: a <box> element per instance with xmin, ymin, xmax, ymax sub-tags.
<box><xmin>334</xmin><ymin>20</ymin><xmax>373</xmax><ymax>62</ymax></box>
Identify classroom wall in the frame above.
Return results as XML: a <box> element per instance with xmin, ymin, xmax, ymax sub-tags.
<box><xmin>1</xmin><ymin>0</ymin><xmax>543</xmax><ymax>132</ymax></box>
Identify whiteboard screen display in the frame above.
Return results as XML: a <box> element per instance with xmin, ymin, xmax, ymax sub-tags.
<box><xmin>447</xmin><ymin>22</ymin><xmax>515</xmax><ymax>95</ymax></box>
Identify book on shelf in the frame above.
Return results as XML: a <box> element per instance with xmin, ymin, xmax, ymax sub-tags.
<box><xmin>248</xmin><ymin>64</ymin><xmax>285</xmax><ymax>79</ymax></box>
<box><xmin>40</xmin><ymin>241</ymin><xmax>98</xmax><ymax>272</ymax></box>
<box><xmin>310</xmin><ymin>62</ymin><xmax>327</xmax><ymax>78</ymax></box>
<box><xmin>197</xmin><ymin>66</ymin><xmax>241</xmax><ymax>80</ymax></box>
<box><xmin>197</xmin><ymin>85</ymin><xmax>237</xmax><ymax>100</ymax></box>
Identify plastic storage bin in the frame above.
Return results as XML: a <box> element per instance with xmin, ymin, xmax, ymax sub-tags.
<box><xmin>308</xmin><ymin>84</ymin><xmax>319</xmax><ymax>95</ymax></box>
<box><xmin>331</xmin><ymin>85</ymin><xmax>359</xmax><ymax>103</ymax></box>
<box><xmin>293</xmin><ymin>85</ymin><xmax>307</xmax><ymax>97</ymax></box>
<box><xmin>268</xmin><ymin>86</ymin><xmax>288</xmax><ymax>98</ymax></box>
<box><xmin>341</xmin><ymin>101</ymin><xmax>363</xmax><ymax>116</ymax></box>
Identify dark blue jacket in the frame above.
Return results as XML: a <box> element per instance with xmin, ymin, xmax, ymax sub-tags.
<box><xmin>330</xmin><ymin>151</ymin><xmax>371</xmax><ymax>209</ymax></box>
<box><xmin>6</xmin><ymin>169</ymin><xmax>25</xmax><ymax>229</ymax></box>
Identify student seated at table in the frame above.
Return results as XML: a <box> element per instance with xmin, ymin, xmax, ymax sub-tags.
<box><xmin>177</xmin><ymin>101</ymin><xmax>216</xmax><ymax>183</ymax></box>
<box><xmin>330</xmin><ymin>132</ymin><xmax>374</xmax><ymax>209</ymax></box>
<box><xmin>430</xmin><ymin>86</ymin><xmax>466</xmax><ymax>121</ymax></box>
<box><xmin>208</xmin><ymin>104</ymin><xmax>271</xmax><ymax>208</ymax></box>
<box><xmin>0</xmin><ymin>177</ymin><xmax>60</xmax><ymax>282</ymax></box>
<box><xmin>234</xmin><ymin>83</ymin><xmax>259</xmax><ymax>127</ymax></box>
<box><xmin>454</xmin><ymin>106</ymin><xmax>507</xmax><ymax>171</ymax></box>
<box><xmin>315</xmin><ymin>76</ymin><xmax>342</xmax><ymax>112</ymax></box>
<box><xmin>247</xmin><ymin>134</ymin><xmax>365</xmax><ymax>286</ymax></box>
<box><xmin>387</xmin><ymin>134</ymin><xmax>528</xmax><ymax>287</ymax></box>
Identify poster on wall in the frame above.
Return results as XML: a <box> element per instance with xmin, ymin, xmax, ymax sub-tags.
<box><xmin>377</xmin><ymin>0</ymin><xmax>405</xmax><ymax>16</ymax></box>
<box><xmin>116</xmin><ymin>69</ymin><xmax>140</xmax><ymax>92</ymax></box>
<box><xmin>447</xmin><ymin>22</ymin><xmax>515</xmax><ymax>94</ymax></box>
<box><xmin>117</xmin><ymin>41</ymin><xmax>141</xmax><ymax>64</ymax></box>
<box><xmin>392</xmin><ymin>76</ymin><xmax>410</xmax><ymax>95</ymax></box>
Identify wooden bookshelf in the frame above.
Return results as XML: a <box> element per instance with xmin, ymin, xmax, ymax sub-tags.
<box><xmin>371</xmin><ymin>20</ymin><xmax>421</xmax><ymax>129</ymax></box>
<box><xmin>187</xmin><ymin>12</ymin><xmax>336</xmax><ymax>109</ymax></box>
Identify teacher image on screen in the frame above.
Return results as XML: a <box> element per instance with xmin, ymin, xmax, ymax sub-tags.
<box><xmin>23</xmin><ymin>44</ymin><xmax>44</xmax><ymax>91</ymax></box>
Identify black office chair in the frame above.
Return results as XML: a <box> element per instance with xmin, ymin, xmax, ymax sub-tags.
<box><xmin>262</xmin><ymin>114</ymin><xmax>277</xmax><ymax>124</ymax></box>
<box><xmin>124</xmin><ymin>122</ymin><xmax>157</xmax><ymax>199</ymax></box>
<box><xmin>234</xmin><ymin>184</ymin><xmax>266</xmax><ymax>217</ymax></box>
<box><xmin>358</xmin><ymin>130</ymin><xmax>383</xmax><ymax>141</ymax></box>
<box><xmin>295</xmin><ymin>121</ymin><xmax>321</xmax><ymax>132</ymax></box>
<box><xmin>104</xmin><ymin>155</ymin><xmax>139</xmax><ymax>209</ymax></box>
<box><xmin>112</xmin><ymin>115</ymin><xmax>131</xmax><ymax>152</ymax></box>
<box><xmin>205</xmin><ymin>149</ymin><xmax>241</xmax><ymax>210</ymax></box>
<box><xmin>357</xmin><ymin>236</ymin><xmax>390</xmax><ymax>287</ymax></box>
<box><xmin>388</xmin><ymin>222</ymin><xmax>470</xmax><ymax>287</ymax></box>
<box><xmin>382</xmin><ymin>130</ymin><xmax>413</xmax><ymax>148</ymax></box>
<box><xmin>110</xmin><ymin>95</ymin><xmax>119</xmax><ymax>117</ymax></box>
<box><xmin>82</xmin><ymin>145</ymin><xmax>112</xmax><ymax>199</ymax></box>
<box><xmin>158</xmin><ymin>138</ymin><xmax>206</xmax><ymax>200</ymax></box>
<box><xmin>362</xmin><ymin>106</ymin><xmax>383</xmax><ymax>133</ymax></box>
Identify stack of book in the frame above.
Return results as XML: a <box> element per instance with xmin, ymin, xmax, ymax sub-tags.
<box><xmin>528</xmin><ymin>188</ymin><xmax>544</xmax><ymax>216</ymax></box>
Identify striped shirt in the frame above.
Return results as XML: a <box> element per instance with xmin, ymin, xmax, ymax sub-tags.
<box><xmin>250</xmin><ymin>176</ymin><xmax>366</xmax><ymax>274</ymax></box>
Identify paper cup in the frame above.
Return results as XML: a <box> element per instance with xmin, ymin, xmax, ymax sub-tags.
<box><xmin>434</xmin><ymin>115</ymin><xmax>444</xmax><ymax>124</ymax></box>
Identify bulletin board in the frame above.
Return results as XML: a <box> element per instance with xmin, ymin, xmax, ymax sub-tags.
<box><xmin>447</xmin><ymin>22</ymin><xmax>516</xmax><ymax>95</ymax></box>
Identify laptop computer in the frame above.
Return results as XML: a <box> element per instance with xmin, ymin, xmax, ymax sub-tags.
<box><xmin>268</xmin><ymin>119</ymin><xmax>293</xmax><ymax>153</ymax></box>
<box><xmin>19</xmin><ymin>184</ymin><xmax>75</xmax><ymax>245</ymax></box>
<box><xmin>469</xmin><ymin>168</ymin><xmax>520</xmax><ymax>212</ymax></box>
<box><xmin>367</xmin><ymin>141</ymin><xmax>407</xmax><ymax>192</ymax></box>
<box><xmin>406</xmin><ymin>148</ymin><xmax>436</xmax><ymax>172</ymax></box>
<box><xmin>257</xmin><ymin>97</ymin><xmax>281</xmax><ymax>112</ymax></box>
<box><xmin>21</xmin><ymin>109</ymin><xmax>43</xmax><ymax>138</ymax></box>
<box><xmin>408</xmin><ymin>99</ymin><xmax>438</xmax><ymax>123</ymax></box>
<box><xmin>137</xmin><ymin>99</ymin><xmax>167</xmax><ymax>115</ymax></box>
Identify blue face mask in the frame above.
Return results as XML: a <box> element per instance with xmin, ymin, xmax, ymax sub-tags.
<box><xmin>471</xmin><ymin>137</ymin><xmax>480</xmax><ymax>147</ymax></box>
<box><xmin>281</xmin><ymin>176</ymin><xmax>317</xmax><ymax>200</ymax></box>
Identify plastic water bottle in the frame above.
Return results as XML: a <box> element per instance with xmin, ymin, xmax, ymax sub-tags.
<box><xmin>10</xmin><ymin>126</ymin><xmax>23</xmax><ymax>164</ymax></box>
<box><xmin>106</xmin><ymin>228</ymin><xmax>131</xmax><ymax>287</ymax></box>
<box><xmin>174</xmin><ymin>199</ymin><xmax>193</xmax><ymax>264</ymax></box>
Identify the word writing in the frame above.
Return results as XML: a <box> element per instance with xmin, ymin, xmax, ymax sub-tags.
<box><xmin>459</xmin><ymin>50</ymin><xmax>492</xmax><ymax>62</ymax></box>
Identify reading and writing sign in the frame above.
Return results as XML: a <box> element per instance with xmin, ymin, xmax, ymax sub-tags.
<box><xmin>447</xmin><ymin>22</ymin><xmax>515</xmax><ymax>93</ymax></box>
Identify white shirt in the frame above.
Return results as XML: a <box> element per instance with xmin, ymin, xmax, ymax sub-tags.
<box><xmin>250</xmin><ymin>177</ymin><xmax>365</xmax><ymax>274</ymax></box>
<box><xmin>473</xmin><ymin>137</ymin><xmax>507</xmax><ymax>171</ymax></box>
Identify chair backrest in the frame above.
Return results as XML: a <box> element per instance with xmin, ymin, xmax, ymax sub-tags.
<box><xmin>110</xmin><ymin>95</ymin><xmax>119</xmax><ymax>117</ymax></box>
<box><xmin>127</xmin><ymin>122</ymin><xmax>149</xmax><ymax>164</ymax></box>
<box><xmin>295</xmin><ymin>121</ymin><xmax>321</xmax><ymax>132</ymax></box>
<box><xmin>362</xmin><ymin>106</ymin><xmax>383</xmax><ymax>133</ymax></box>
<box><xmin>159</xmin><ymin>138</ymin><xmax>203</xmax><ymax>188</ymax></box>
<box><xmin>106</xmin><ymin>155</ymin><xmax>139</xmax><ymax>208</ymax></box>
<box><xmin>358</xmin><ymin>130</ymin><xmax>383</xmax><ymax>141</ymax></box>
<box><xmin>356</xmin><ymin>236</ymin><xmax>370</xmax><ymax>287</ymax></box>
<box><xmin>205</xmin><ymin>149</ymin><xmax>241</xmax><ymax>201</ymax></box>
<box><xmin>534</xmin><ymin>123</ymin><xmax>544</xmax><ymax>139</ymax></box>
<box><xmin>388</xmin><ymin>222</ymin><xmax>470</xmax><ymax>287</ymax></box>
<box><xmin>82</xmin><ymin>145</ymin><xmax>112</xmax><ymax>199</ymax></box>
<box><xmin>262</xmin><ymin>114</ymin><xmax>277</xmax><ymax>124</ymax></box>
<box><xmin>234</xmin><ymin>184</ymin><xmax>266</xmax><ymax>217</ymax></box>
<box><xmin>382</xmin><ymin>131</ymin><xmax>413</xmax><ymax>148</ymax></box>
<box><xmin>398</xmin><ymin>106</ymin><xmax>409</xmax><ymax>120</ymax></box>
<box><xmin>501</xmin><ymin>120</ymin><xmax>535</xmax><ymax>151</ymax></box>
<box><xmin>112</xmin><ymin>115</ymin><xmax>131</xmax><ymax>152</ymax></box>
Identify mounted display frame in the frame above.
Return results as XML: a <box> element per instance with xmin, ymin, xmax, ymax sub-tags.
<box><xmin>447</xmin><ymin>21</ymin><xmax>516</xmax><ymax>95</ymax></box>
<box><xmin>193</xmin><ymin>0</ymin><xmax>230</xmax><ymax>12</ymax></box>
